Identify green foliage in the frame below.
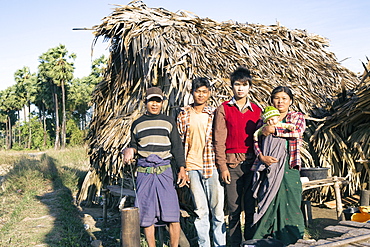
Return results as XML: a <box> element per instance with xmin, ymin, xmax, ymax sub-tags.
<box><xmin>0</xmin><ymin>86</ymin><xmax>23</xmax><ymax>113</ymax></box>
<box><xmin>67</xmin><ymin>55</ymin><xmax>107</xmax><ymax>130</ymax></box>
<box><xmin>12</xmin><ymin>116</ymin><xmax>52</xmax><ymax>150</ymax></box>
<box><xmin>90</xmin><ymin>55</ymin><xmax>107</xmax><ymax>86</ymax></box>
<box><xmin>66</xmin><ymin>119</ymin><xmax>86</xmax><ymax>146</ymax></box>
<box><xmin>0</xmin><ymin>45</ymin><xmax>107</xmax><ymax>151</ymax></box>
<box><xmin>68</xmin><ymin>78</ymin><xmax>93</xmax><ymax>125</ymax></box>
<box><xmin>14</xmin><ymin>66</ymin><xmax>38</xmax><ymax>109</ymax></box>
<box><xmin>38</xmin><ymin>44</ymin><xmax>76</xmax><ymax>87</ymax></box>
<box><xmin>0</xmin><ymin>87</ymin><xmax>20</xmax><ymax>131</ymax></box>
<box><xmin>31</xmin><ymin>119</ymin><xmax>52</xmax><ymax>149</ymax></box>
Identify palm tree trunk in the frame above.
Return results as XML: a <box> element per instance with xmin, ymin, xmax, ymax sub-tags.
<box><xmin>18</xmin><ymin>110</ymin><xmax>21</xmax><ymax>147</ymax></box>
<box><xmin>23</xmin><ymin>105</ymin><xmax>27</xmax><ymax>122</ymax></box>
<box><xmin>28</xmin><ymin>123</ymin><xmax>32</xmax><ymax>149</ymax></box>
<box><xmin>5</xmin><ymin>116</ymin><xmax>9</xmax><ymax>149</ymax></box>
<box><xmin>61</xmin><ymin>80</ymin><xmax>66</xmax><ymax>149</ymax></box>
<box><xmin>6</xmin><ymin>115</ymin><xmax>12</xmax><ymax>150</ymax></box>
<box><xmin>40</xmin><ymin>103</ymin><xmax>47</xmax><ymax>147</ymax></box>
<box><xmin>54</xmin><ymin>91</ymin><xmax>60</xmax><ymax>150</ymax></box>
<box><xmin>27</xmin><ymin>102</ymin><xmax>32</xmax><ymax>149</ymax></box>
<box><xmin>23</xmin><ymin>106</ymin><xmax>28</xmax><ymax>149</ymax></box>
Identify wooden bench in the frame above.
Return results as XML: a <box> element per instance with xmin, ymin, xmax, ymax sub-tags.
<box><xmin>302</xmin><ymin>176</ymin><xmax>349</xmax><ymax>220</ymax></box>
<box><xmin>101</xmin><ymin>185</ymin><xmax>136</xmax><ymax>224</ymax></box>
<box><xmin>106</xmin><ymin>185</ymin><xmax>136</xmax><ymax>198</ymax></box>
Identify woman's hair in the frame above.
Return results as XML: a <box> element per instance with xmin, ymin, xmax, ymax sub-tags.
<box><xmin>270</xmin><ymin>86</ymin><xmax>294</xmax><ymax>103</ymax></box>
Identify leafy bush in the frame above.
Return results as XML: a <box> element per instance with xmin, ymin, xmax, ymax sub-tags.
<box><xmin>66</xmin><ymin>119</ymin><xmax>86</xmax><ymax>146</ymax></box>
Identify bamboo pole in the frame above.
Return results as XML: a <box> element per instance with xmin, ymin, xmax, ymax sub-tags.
<box><xmin>355</xmin><ymin>142</ymin><xmax>370</xmax><ymax>189</ymax></box>
<box><xmin>333</xmin><ymin>176</ymin><xmax>343</xmax><ymax>220</ymax></box>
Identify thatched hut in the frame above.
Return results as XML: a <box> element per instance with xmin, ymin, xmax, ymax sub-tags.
<box><xmin>79</xmin><ymin>1</ymin><xmax>361</xmax><ymax>202</ymax></box>
<box><xmin>308</xmin><ymin>65</ymin><xmax>370</xmax><ymax>196</ymax></box>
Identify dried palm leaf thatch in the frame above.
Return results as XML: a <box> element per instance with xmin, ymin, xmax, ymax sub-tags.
<box><xmin>308</xmin><ymin>63</ymin><xmax>370</xmax><ymax>196</ymax></box>
<box><xmin>79</xmin><ymin>1</ymin><xmax>360</xmax><ymax>202</ymax></box>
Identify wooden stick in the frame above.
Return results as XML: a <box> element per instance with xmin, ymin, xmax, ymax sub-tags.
<box><xmin>355</xmin><ymin>142</ymin><xmax>370</xmax><ymax>190</ymax></box>
<box><xmin>314</xmin><ymin>233</ymin><xmax>370</xmax><ymax>247</ymax></box>
<box><xmin>356</xmin><ymin>159</ymin><xmax>370</xmax><ymax>163</ymax></box>
<box><xmin>333</xmin><ymin>176</ymin><xmax>343</xmax><ymax>220</ymax></box>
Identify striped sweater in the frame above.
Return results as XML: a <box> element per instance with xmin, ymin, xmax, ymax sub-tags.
<box><xmin>129</xmin><ymin>113</ymin><xmax>186</xmax><ymax>169</ymax></box>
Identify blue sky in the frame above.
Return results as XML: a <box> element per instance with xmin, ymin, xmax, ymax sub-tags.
<box><xmin>1</xmin><ymin>0</ymin><xmax>369</xmax><ymax>91</ymax></box>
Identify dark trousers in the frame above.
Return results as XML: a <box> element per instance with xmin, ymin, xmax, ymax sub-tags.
<box><xmin>226</xmin><ymin>159</ymin><xmax>256</xmax><ymax>247</ymax></box>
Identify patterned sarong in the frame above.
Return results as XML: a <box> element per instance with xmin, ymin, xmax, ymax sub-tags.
<box><xmin>135</xmin><ymin>154</ymin><xmax>180</xmax><ymax>227</ymax></box>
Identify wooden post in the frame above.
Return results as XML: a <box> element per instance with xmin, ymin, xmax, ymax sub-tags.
<box><xmin>355</xmin><ymin>142</ymin><xmax>370</xmax><ymax>206</ymax></box>
<box><xmin>301</xmin><ymin>200</ymin><xmax>313</xmax><ymax>227</ymax></box>
<box><xmin>360</xmin><ymin>190</ymin><xmax>370</xmax><ymax>206</ymax></box>
<box><xmin>355</xmin><ymin>142</ymin><xmax>370</xmax><ymax>189</ymax></box>
<box><xmin>333</xmin><ymin>176</ymin><xmax>343</xmax><ymax>220</ymax></box>
<box><xmin>102</xmin><ymin>189</ymin><xmax>108</xmax><ymax>225</ymax></box>
<box><xmin>121</xmin><ymin>207</ymin><xmax>140</xmax><ymax>247</ymax></box>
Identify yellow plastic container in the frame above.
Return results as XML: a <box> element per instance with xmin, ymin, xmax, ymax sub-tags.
<box><xmin>351</xmin><ymin>212</ymin><xmax>370</xmax><ymax>223</ymax></box>
<box><xmin>359</xmin><ymin>206</ymin><xmax>370</xmax><ymax>213</ymax></box>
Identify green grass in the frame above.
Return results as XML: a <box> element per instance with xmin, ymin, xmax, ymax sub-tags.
<box><xmin>0</xmin><ymin>147</ymin><xmax>91</xmax><ymax>246</ymax></box>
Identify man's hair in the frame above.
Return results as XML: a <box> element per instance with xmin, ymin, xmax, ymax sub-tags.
<box><xmin>230</xmin><ymin>67</ymin><xmax>253</xmax><ymax>86</ymax></box>
<box><xmin>191</xmin><ymin>77</ymin><xmax>211</xmax><ymax>92</ymax></box>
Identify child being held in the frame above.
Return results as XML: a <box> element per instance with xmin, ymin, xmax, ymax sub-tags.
<box><xmin>253</xmin><ymin>106</ymin><xmax>295</xmax><ymax>142</ymax></box>
<box><xmin>251</xmin><ymin>106</ymin><xmax>295</xmax><ymax>172</ymax></box>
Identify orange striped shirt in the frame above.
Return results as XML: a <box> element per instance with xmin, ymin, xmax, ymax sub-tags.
<box><xmin>177</xmin><ymin>105</ymin><xmax>216</xmax><ymax>178</ymax></box>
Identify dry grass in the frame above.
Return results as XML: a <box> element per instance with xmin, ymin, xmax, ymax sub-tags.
<box><xmin>0</xmin><ymin>147</ymin><xmax>91</xmax><ymax>246</ymax></box>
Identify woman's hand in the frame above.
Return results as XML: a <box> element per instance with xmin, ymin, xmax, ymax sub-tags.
<box><xmin>261</xmin><ymin>125</ymin><xmax>275</xmax><ymax>136</ymax></box>
<box><xmin>259</xmin><ymin>154</ymin><xmax>278</xmax><ymax>166</ymax></box>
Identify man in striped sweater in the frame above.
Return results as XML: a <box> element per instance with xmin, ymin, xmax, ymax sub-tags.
<box><xmin>123</xmin><ymin>87</ymin><xmax>188</xmax><ymax>247</ymax></box>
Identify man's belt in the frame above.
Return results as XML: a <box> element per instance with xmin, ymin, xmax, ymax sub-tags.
<box><xmin>136</xmin><ymin>164</ymin><xmax>171</xmax><ymax>174</ymax></box>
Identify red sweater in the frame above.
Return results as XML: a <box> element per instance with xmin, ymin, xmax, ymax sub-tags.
<box><xmin>222</xmin><ymin>101</ymin><xmax>261</xmax><ymax>154</ymax></box>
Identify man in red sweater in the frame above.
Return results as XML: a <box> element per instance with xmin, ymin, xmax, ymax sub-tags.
<box><xmin>213</xmin><ymin>67</ymin><xmax>262</xmax><ymax>247</ymax></box>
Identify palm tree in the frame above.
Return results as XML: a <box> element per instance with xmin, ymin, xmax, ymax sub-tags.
<box><xmin>0</xmin><ymin>86</ymin><xmax>23</xmax><ymax>149</ymax></box>
<box><xmin>14</xmin><ymin>66</ymin><xmax>37</xmax><ymax>148</ymax></box>
<box><xmin>34</xmin><ymin>74</ymin><xmax>54</xmax><ymax>148</ymax></box>
<box><xmin>68</xmin><ymin>55</ymin><xmax>107</xmax><ymax>130</ymax></box>
<box><xmin>38</xmin><ymin>44</ymin><xmax>75</xmax><ymax>149</ymax></box>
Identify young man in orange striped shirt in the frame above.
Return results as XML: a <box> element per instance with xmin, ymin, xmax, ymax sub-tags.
<box><xmin>177</xmin><ymin>77</ymin><xmax>226</xmax><ymax>247</ymax></box>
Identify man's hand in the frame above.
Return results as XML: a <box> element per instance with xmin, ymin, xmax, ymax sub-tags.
<box><xmin>122</xmin><ymin>148</ymin><xmax>135</xmax><ymax>164</ymax></box>
<box><xmin>259</xmin><ymin>154</ymin><xmax>278</xmax><ymax>166</ymax></box>
<box><xmin>261</xmin><ymin>125</ymin><xmax>275</xmax><ymax>136</ymax></box>
<box><xmin>177</xmin><ymin>167</ymin><xmax>188</xmax><ymax>188</ymax></box>
<box><xmin>221</xmin><ymin>170</ymin><xmax>231</xmax><ymax>184</ymax></box>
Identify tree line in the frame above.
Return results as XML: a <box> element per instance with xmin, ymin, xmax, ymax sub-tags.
<box><xmin>0</xmin><ymin>44</ymin><xmax>107</xmax><ymax>150</ymax></box>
